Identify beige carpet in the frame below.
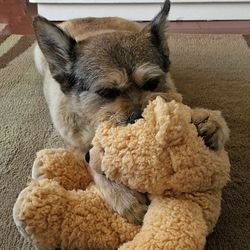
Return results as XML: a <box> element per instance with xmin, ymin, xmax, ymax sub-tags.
<box><xmin>0</xmin><ymin>35</ymin><xmax>64</xmax><ymax>250</ymax></box>
<box><xmin>0</xmin><ymin>34</ymin><xmax>250</xmax><ymax>249</ymax></box>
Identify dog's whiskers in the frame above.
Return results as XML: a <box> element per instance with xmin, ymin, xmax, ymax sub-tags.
<box><xmin>108</xmin><ymin>113</ymin><xmax>128</xmax><ymax>126</ymax></box>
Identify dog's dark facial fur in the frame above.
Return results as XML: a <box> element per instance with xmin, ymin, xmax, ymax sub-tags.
<box><xmin>33</xmin><ymin>1</ymin><xmax>173</xmax><ymax>127</ymax></box>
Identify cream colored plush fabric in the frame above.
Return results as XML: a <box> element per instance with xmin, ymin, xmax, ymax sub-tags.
<box><xmin>13</xmin><ymin>98</ymin><xmax>230</xmax><ymax>250</ymax></box>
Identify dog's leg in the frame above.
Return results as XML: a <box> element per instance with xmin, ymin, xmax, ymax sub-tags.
<box><xmin>93</xmin><ymin>172</ymin><xmax>149</xmax><ymax>224</ymax></box>
<box><xmin>191</xmin><ymin>108</ymin><xmax>230</xmax><ymax>150</ymax></box>
<box><xmin>88</xmin><ymin>147</ymin><xmax>148</xmax><ymax>225</ymax></box>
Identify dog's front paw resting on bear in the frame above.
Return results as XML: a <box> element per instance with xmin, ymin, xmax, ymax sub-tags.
<box><xmin>192</xmin><ymin>108</ymin><xmax>230</xmax><ymax>150</ymax></box>
<box><xmin>89</xmin><ymin>147</ymin><xmax>149</xmax><ymax>225</ymax></box>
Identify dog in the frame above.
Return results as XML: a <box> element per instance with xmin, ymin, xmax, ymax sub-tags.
<box><xmin>33</xmin><ymin>0</ymin><xmax>229</xmax><ymax>224</ymax></box>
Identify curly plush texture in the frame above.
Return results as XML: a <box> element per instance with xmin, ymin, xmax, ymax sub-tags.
<box><xmin>13</xmin><ymin>97</ymin><xmax>230</xmax><ymax>250</ymax></box>
<box><xmin>13</xmin><ymin>149</ymin><xmax>139</xmax><ymax>250</ymax></box>
<box><xmin>93</xmin><ymin>98</ymin><xmax>230</xmax><ymax>195</ymax></box>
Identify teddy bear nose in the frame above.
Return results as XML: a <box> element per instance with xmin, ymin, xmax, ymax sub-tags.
<box><xmin>128</xmin><ymin>110</ymin><xmax>143</xmax><ymax>124</ymax></box>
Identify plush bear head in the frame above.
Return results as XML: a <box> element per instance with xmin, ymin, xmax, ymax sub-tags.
<box><xmin>92</xmin><ymin>97</ymin><xmax>230</xmax><ymax>196</ymax></box>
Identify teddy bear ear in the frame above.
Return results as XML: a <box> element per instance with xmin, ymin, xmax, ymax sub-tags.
<box><xmin>147</xmin><ymin>97</ymin><xmax>192</xmax><ymax>147</ymax></box>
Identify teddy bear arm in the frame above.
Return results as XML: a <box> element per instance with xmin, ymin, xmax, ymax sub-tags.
<box><xmin>119</xmin><ymin>196</ymin><xmax>208</xmax><ymax>250</ymax></box>
<box><xmin>186</xmin><ymin>191</ymin><xmax>222</xmax><ymax>233</ymax></box>
<box><xmin>32</xmin><ymin>149</ymin><xmax>92</xmax><ymax>190</ymax></box>
<box><xmin>13</xmin><ymin>179</ymin><xmax>69</xmax><ymax>250</ymax></box>
<box><xmin>13</xmin><ymin>179</ymin><xmax>139</xmax><ymax>250</ymax></box>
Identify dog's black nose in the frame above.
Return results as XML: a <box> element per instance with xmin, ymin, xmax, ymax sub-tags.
<box><xmin>128</xmin><ymin>110</ymin><xmax>143</xmax><ymax>124</ymax></box>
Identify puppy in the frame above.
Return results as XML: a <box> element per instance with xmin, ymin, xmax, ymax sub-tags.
<box><xmin>33</xmin><ymin>0</ymin><xmax>229</xmax><ymax>224</ymax></box>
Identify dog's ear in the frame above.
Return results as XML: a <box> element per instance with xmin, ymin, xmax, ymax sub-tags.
<box><xmin>33</xmin><ymin>16</ymin><xmax>76</xmax><ymax>92</ymax></box>
<box><xmin>143</xmin><ymin>0</ymin><xmax>170</xmax><ymax>63</ymax></box>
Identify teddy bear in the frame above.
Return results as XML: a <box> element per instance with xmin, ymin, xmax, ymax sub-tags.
<box><xmin>13</xmin><ymin>97</ymin><xmax>230</xmax><ymax>250</ymax></box>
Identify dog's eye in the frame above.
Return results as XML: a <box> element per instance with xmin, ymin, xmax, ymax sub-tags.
<box><xmin>97</xmin><ymin>88</ymin><xmax>121</xmax><ymax>99</ymax></box>
<box><xmin>142</xmin><ymin>78</ymin><xmax>159</xmax><ymax>91</ymax></box>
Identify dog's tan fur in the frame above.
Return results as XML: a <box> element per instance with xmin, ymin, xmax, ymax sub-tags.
<box><xmin>60</xmin><ymin>17</ymin><xmax>141</xmax><ymax>41</ymax></box>
<box><xmin>33</xmin><ymin>1</ymin><xmax>229</xmax><ymax>224</ymax></box>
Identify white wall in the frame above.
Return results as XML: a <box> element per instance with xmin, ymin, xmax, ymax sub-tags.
<box><xmin>30</xmin><ymin>0</ymin><xmax>250</xmax><ymax>21</ymax></box>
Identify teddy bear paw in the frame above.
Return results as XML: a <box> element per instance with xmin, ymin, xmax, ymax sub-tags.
<box><xmin>32</xmin><ymin>157</ymin><xmax>45</xmax><ymax>180</ymax></box>
<box><xmin>32</xmin><ymin>149</ymin><xmax>64</xmax><ymax>180</ymax></box>
<box><xmin>13</xmin><ymin>188</ymin><xmax>30</xmax><ymax>239</ymax></box>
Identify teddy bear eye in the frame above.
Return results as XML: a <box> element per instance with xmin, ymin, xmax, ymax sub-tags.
<box><xmin>97</xmin><ymin>88</ymin><xmax>121</xmax><ymax>99</ymax></box>
<box><xmin>142</xmin><ymin>78</ymin><xmax>159</xmax><ymax>91</ymax></box>
<box><xmin>85</xmin><ymin>151</ymin><xmax>90</xmax><ymax>163</ymax></box>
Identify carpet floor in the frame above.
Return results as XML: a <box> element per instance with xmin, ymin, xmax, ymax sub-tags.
<box><xmin>0</xmin><ymin>34</ymin><xmax>249</xmax><ymax>250</ymax></box>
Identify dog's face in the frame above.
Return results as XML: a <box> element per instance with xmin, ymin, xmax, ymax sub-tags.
<box><xmin>34</xmin><ymin>1</ymin><xmax>174</xmax><ymax>127</ymax></box>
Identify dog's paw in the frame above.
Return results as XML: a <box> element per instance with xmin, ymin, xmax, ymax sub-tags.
<box><xmin>92</xmin><ymin>171</ymin><xmax>148</xmax><ymax>225</ymax></box>
<box><xmin>111</xmin><ymin>185</ymin><xmax>149</xmax><ymax>225</ymax></box>
<box><xmin>192</xmin><ymin>108</ymin><xmax>230</xmax><ymax>150</ymax></box>
<box><xmin>89</xmin><ymin>148</ymin><xmax>148</xmax><ymax>224</ymax></box>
